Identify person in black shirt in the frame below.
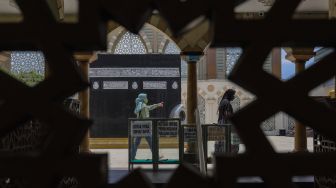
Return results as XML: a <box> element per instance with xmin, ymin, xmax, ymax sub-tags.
<box><xmin>215</xmin><ymin>89</ymin><xmax>240</xmax><ymax>153</ymax></box>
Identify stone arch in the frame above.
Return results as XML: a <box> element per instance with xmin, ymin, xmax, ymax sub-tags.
<box><xmin>106</xmin><ymin>23</ymin><xmax>190</xmax><ymax>79</ymax></box>
<box><xmin>198</xmin><ymin>88</ymin><xmax>208</xmax><ymax>99</ymax></box>
<box><xmin>138</xmin><ymin>29</ymin><xmax>154</xmax><ymax>53</ymax></box>
<box><xmin>109</xmin><ymin>29</ymin><xmax>126</xmax><ymax>53</ymax></box>
<box><xmin>146</xmin><ymin>15</ymin><xmax>210</xmax><ymax>52</ymax></box>
<box><xmin>107</xmin><ymin>14</ymin><xmax>210</xmax><ymax>53</ymax></box>
<box><xmin>107</xmin><ymin>21</ymin><xmax>210</xmax><ymax>56</ymax></box>
<box><xmin>140</xmin><ymin>24</ymin><xmax>179</xmax><ymax>54</ymax></box>
<box><xmin>107</xmin><ymin>27</ymin><xmax>124</xmax><ymax>53</ymax></box>
<box><xmin>108</xmin><ymin>24</ymin><xmax>183</xmax><ymax>54</ymax></box>
<box><xmin>159</xmin><ymin>39</ymin><xmax>169</xmax><ymax>53</ymax></box>
<box><xmin>161</xmin><ymin>40</ymin><xmax>170</xmax><ymax>53</ymax></box>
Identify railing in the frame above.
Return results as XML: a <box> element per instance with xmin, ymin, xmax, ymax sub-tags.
<box><xmin>128</xmin><ymin>118</ymin><xmax>182</xmax><ymax>171</ymax></box>
<box><xmin>128</xmin><ymin>117</ymin><xmax>234</xmax><ymax>172</ymax></box>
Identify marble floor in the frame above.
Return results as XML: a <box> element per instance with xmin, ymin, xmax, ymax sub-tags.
<box><xmin>93</xmin><ymin>136</ymin><xmax>314</xmax><ymax>170</ymax></box>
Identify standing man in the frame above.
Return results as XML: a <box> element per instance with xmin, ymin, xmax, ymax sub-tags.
<box><xmin>131</xmin><ymin>93</ymin><xmax>163</xmax><ymax>160</ymax></box>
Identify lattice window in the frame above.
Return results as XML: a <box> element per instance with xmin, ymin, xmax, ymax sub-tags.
<box><xmin>164</xmin><ymin>42</ymin><xmax>180</xmax><ymax>54</ymax></box>
<box><xmin>11</xmin><ymin>51</ymin><xmax>45</xmax><ymax>75</ymax></box>
<box><xmin>288</xmin><ymin>116</ymin><xmax>296</xmax><ymax>135</ymax></box>
<box><xmin>261</xmin><ymin>116</ymin><xmax>276</xmax><ymax>132</ymax></box>
<box><xmin>216</xmin><ymin>48</ymin><xmax>226</xmax><ymax>79</ymax></box>
<box><xmin>226</xmin><ymin>48</ymin><xmax>242</xmax><ymax>75</ymax></box>
<box><xmin>114</xmin><ymin>32</ymin><xmax>147</xmax><ymax>54</ymax></box>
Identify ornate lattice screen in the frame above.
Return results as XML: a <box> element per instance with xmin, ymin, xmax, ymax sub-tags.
<box><xmin>0</xmin><ymin>0</ymin><xmax>335</xmax><ymax>188</ymax></box>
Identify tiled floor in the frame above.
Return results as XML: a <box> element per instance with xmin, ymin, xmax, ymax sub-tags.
<box><xmin>93</xmin><ymin>136</ymin><xmax>314</xmax><ymax>170</ymax></box>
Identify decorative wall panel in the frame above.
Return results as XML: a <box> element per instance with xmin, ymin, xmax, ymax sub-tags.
<box><xmin>143</xmin><ymin>81</ymin><xmax>167</xmax><ymax>90</ymax></box>
<box><xmin>89</xmin><ymin>68</ymin><xmax>180</xmax><ymax>78</ymax></box>
<box><xmin>114</xmin><ymin>32</ymin><xmax>147</xmax><ymax>54</ymax></box>
<box><xmin>11</xmin><ymin>51</ymin><xmax>45</xmax><ymax>74</ymax></box>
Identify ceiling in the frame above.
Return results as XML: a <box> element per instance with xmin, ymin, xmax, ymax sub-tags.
<box><xmin>0</xmin><ymin>0</ymin><xmax>329</xmax><ymax>15</ymax></box>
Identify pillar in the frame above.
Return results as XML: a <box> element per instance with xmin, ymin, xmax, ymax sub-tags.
<box><xmin>181</xmin><ymin>52</ymin><xmax>203</xmax><ymax>163</ymax></box>
<box><xmin>294</xmin><ymin>60</ymin><xmax>307</xmax><ymax>152</ymax></box>
<box><xmin>78</xmin><ymin>61</ymin><xmax>90</xmax><ymax>153</ymax></box>
<box><xmin>284</xmin><ymin>48</ymin><xmax>315</xmax><ymax>152</ymax></box>
<box><xmin>181</xmin><ymin>52</ymin><xmax>204</xmax><ymax>124</ymax></box>
<box><xmin>187</xmin><ymin>61</ymin><xmax>198</xmax><ymax>124</ymax></box>
<box><xmin>75</xmin><ymin>52</ymin><xmax>96</xmax><ymax>153</ymax></box>
<box><xmin>271</xmin><ymin>48</ymin><xmax>282</xmax><ymax>79</ymax></box>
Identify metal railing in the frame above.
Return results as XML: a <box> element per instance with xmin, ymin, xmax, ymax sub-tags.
<box><xmin>128</xmin><ymin>118</ymin><xmax>182</xmax><ymax>171</ymax></box>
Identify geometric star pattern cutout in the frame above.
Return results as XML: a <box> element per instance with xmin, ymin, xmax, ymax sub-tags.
<box><xmin>0</xmin><ymin>0</ymin><xmax>335</xmax><ymax>187</ymax></box>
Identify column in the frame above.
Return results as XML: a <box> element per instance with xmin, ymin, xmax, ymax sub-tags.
<box><xmin>187</xmin><ymin>61</ymin><xmax>197</xmax><ymax>124</ymax></box>
<box><xmin>271</xmin><ymin>48</ymin><xmax>282</xmax><ymax>79</ymax></box>
<box><xmin>75</xmin><ymin>52</ymin><xmax>96</xmax><ymax>153</ymax></box>
<box><xmin>294</xmin><ymin>60</ymin><xmax>307</xmax><ymax>152</ymax></box>
<box><xmin>181</xmin><ymin>51</ymin><xmax>203</xmax><ymax>163</ymax></box>
<box><xmin>284</xmin><ymin>48</ymin><xmax>315</xmax><ymax>152</ymax></box>
<box><xmin>78</xmin><ymin>61</ymin><xmax>90</xmax><ymax>153</ymax></box>
<box><xmin>181</xmin><ymin>52</ymin><xmax>204</xmax><ymax>125</ymax></box>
